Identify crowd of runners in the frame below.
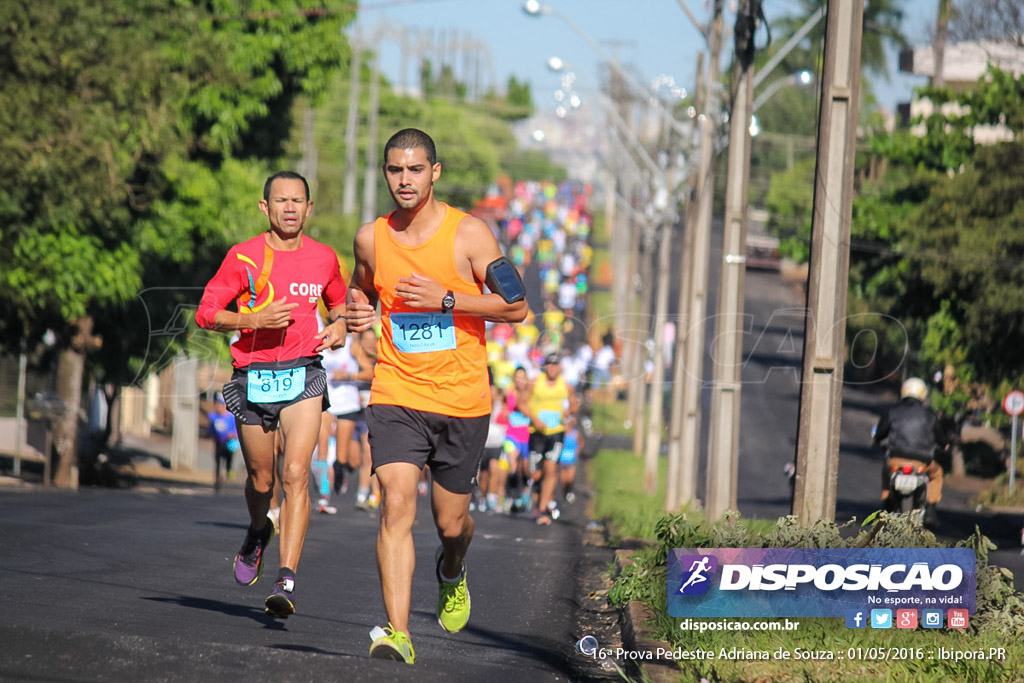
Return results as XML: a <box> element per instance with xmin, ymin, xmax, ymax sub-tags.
<box><xmin>473</xmin><ymin>180</ymin><xmax>598</xmax><ymax>524</ymax></box>
<box><xmin>196</xmin><ymin>129</ymin><xmax>615</xmax><ymax>664</ymax></box>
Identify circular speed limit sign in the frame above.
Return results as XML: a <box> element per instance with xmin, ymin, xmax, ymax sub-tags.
<box><xmin>1004</xmin><ymin>390</ymin><xmax>1024</xmax><ymax>417</ymax></box>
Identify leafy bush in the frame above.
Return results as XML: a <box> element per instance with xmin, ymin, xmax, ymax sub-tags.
<box><xmin>609</xmin><ymin>511</ymin><xmax>1024</xmax><ymax>682</ymax></box>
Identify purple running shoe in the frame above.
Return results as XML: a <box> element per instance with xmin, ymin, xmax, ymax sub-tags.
<box><xmin>233</xmin><ymin>523</ymin><xmax>274</xmax><ymax>586</ymax></box>
<box><xmin>264</xmin><ymin>575</ymin><xmax>296</xmax><ymax>618</ymax></box>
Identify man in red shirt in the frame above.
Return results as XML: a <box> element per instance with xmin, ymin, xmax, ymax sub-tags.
<box><xmin>196</xmin><ymin>171</ymin><xmax>348</xmax><ymax>618</ymax></box>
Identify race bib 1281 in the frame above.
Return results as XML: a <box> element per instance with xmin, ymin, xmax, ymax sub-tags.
<box><xmin>390</xmin><ymin>312</ymin><xmax>456</xmax><ymax>354</ymax></box>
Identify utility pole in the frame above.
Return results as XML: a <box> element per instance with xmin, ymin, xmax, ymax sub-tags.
<box><xmin>643</xmin><ymin>166</ymin><xmax>675</xmax><ymax>495</ymax></box>
<box><xmin>675</xmin><ymin>0</ymin><xmax>725</xmax><ymax>507</ymax></box>
<box><xmin>361</xmin><ymin>30</ymin><xmax>382</xmax><ymax>225</ymax></box>
<box><xmin>616</xmin><ymin>174</ymin><xmax>640</xmax><ymax>413</ymax></box>
<box><xmin>631</xmin><ymin>217</ymin><xmax>656</xmax><ymax>458</ymax></box>
<box><xmin>399</xmin><ymin>27</ymin><xmax>410</xmax><ymax>95</ymax></box>
<box><xmin>462</xmin><ymin>30</ymin><xmax>473</xmax><ymax>99</ymax></box>
<box><xmin>604</xmin><ymin>165</ymin><xmax>623</xmax><ymax>342</ymax></box>
<box><xmin>932</xmin><ymin>0</ymin><xmax>951</xmax><ymax>87</ymax></box>
<box><xmin>666</xmin><ymin>51</ymin><xmax>703</xmax><ymax>511</ymax></box>
<box><xmin>706</xmin><ymin>0</ymin><xmax>758</xmax><ymax>519</ymax></box>
<box><xmin>619</xmin><ymin>180</ymin><xmax>641</xmax><ymax>385</ymax></box>
<box><xmin>603</xmin><ymin>65</ymin><xmax>648</xmax><ymax>450</ymax></box>
<box><xmin>14</xmin><ymin>338</ymin><xmax>27</xmax><ymax>478</ymax></box>
<box><xmin>299</xmin><ymin>106</ymin><xmax>318</xmax><ymax>192</ymax></box>
<box><xmin>792</xmin><ymin>0</ymin><xmax>864</xmax><ymax>525</ymax></box>
<box><xmin>341</xmin><ymin>33</ymin><xmax>362</xmax><ymax>217</ymax></box>
<box><xmin>171</xmin><ymin>356</ymin><xmax>199</xmax><ymax>474</ymax></box>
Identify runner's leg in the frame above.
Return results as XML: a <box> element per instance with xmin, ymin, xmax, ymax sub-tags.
<box><xmin>375</xmin><ymin>461</ymin><xmax>422</xmax><ymax>634</ymax></box>
<box><xmin>239</xmin><ymin>424</ymin><xmax>276</xmax><ymax>529</ymax></box>
<box><xmin>276</xmin><ymin>395</ymin><xmax>323</xmax><ymax>571</ymax></box>
<box><xmin>337</xmin><ymin>416</ymin><xmax>358</xmax><ymax>484</ymax></box>
<box><xmin>560</xmin><ymin>463</ymin><xmax>576</xmax><ymax>498</ymax></box>
<box><xmin>538</xmin><ymin>458</ymin><xmax>558</xmax><ymax>513</ymax></box>
<box><xmin>312</xmin><ymin>411</ymin><xmax>334</xmax><ymax>499</ymax></box>
<box><xmin>431</xmin><ymin>479</ymin><xmax>474</xmax><ymax>580</ymax></box>
<box><xmin>357</xmin><ymin>430</ymin><xmax>374</xmax><ymax>493</ymax></box>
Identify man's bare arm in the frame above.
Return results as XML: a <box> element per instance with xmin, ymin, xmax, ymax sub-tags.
<box><xmin>454</xmin><ymin>217</ymin><xmax>529</xmax><ymax>322</ymax></box>
<box><xmin>210</xmin><ymin>298</ymin><xmax>298</xmax><ymax>331</ymax></box>
<box><xmin>346</xmin><ymin>222</ymin><xmax>379</xmax><ymax>332</ymax></box>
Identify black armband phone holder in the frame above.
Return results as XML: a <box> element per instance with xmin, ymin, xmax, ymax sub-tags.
<box><xmin>484</xmin><ymin>256</ymin><xmax>526</xmax><ymax>304</ymax></box>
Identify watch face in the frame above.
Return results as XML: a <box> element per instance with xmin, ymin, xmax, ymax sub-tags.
<box><xmin>443</xmin><ymin>292</ymin><xmax>455</xmax><ymax>310</ymax></box>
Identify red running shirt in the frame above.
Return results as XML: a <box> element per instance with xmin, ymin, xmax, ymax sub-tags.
<box><xmin>196</xmin><ymin>234</ymin><xmax>347</xmax><ymax>368</ymax></box>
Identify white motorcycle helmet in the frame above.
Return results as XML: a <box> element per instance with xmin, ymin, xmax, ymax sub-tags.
<box><xmin>900</xmin><ymin>377</ymin><xmax>928</xmax><ymax>402</ymax></box>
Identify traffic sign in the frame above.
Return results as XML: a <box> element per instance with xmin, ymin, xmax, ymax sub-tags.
<box><xmin>1004</xmin><ymin>390</ymin><xmax>1024</xmax><ymax>417</ymax></box>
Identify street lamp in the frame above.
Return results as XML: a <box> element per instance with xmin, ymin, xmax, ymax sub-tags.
<box><xmin>752</xmin><ymin>6</ymin><xmax>825</xmax><ymax>88</ymax></box>
<box><xmin>527</xmin><ymin>2</ymin><xmax>692</xmax><ymax>493</ymax></box>
<box><xmin>751</xmin><ymin>69</ymin><xmax>815</xmax><ymax>113</ymax></box>
<box><xmin>546</xmin><ymin>55</ymin><xmax>566</xmax><ymax>72</ymax></box>
<box><xmin>523</xmin><ymin>0</ymin><xmax>546</xmax><ymax>16</ymax></box>
<box><xmin>547</xmin><ymin>57</ymin><xmax>579</xmax><ymax>118</ymax></box>
<box><xmin>522</xmin><ymin>1</ymin><xmax>689</xmax><ymax>136</ymax></box>
<box><xmin>547</xmin><ymin>56</ymin><xmax>583</xmax><ymax>118</ymax></box>
<box><xmin>545</xmin><ymin>56</ymin><xmax>669</xmax><ymax>181</ymax></box>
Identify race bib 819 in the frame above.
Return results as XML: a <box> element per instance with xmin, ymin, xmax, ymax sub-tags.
<box><xmin>247</xmin><ymin>367</ymin><xmax>306</xmax><ymax>403</ymax></box>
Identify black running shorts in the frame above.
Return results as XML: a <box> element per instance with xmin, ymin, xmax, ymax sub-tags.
<box><xmin>222</xmin><ymin>359</ymin><xmax>329</xmax><ymax>430</ymax></box>
<box><xmin>366</xmin><ymin>404</ymin><xmax>489</xmax><ymax>494</ymax></box>
<box><xmin>528</xmin><ymin>431</ymin><xmax>565</xmax><ymax>472</ymax></box>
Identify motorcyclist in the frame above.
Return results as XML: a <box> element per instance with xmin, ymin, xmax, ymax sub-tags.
<box><xmin>873</xmin><ymin>377</ymin><xmax>948</xmax><ymax>525</ymax></box>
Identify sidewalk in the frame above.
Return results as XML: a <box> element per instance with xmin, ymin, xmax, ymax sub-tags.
<box><xmin>0</xmin><ymin>431</ymin><xmax>228</xmax><ymax>491</ymax></box>
<box><xmin>110</xmin><ymin>431</ymin><xmax>223</xmax><ymax>488</ymax></box>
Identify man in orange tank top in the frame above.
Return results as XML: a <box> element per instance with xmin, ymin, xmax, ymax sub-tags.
<box><xmin>346</xmin><ymin>129</ymin><xmax>528</xmax><ymax>664</ymax></box>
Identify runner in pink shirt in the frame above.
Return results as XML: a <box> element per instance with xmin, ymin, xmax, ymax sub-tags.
<box><xmin>196</xmin><ymin>171</ymin><xmax>348</xmax><ymax>619</ymax></box>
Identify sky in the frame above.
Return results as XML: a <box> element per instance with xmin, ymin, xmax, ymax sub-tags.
<box><xmin>353</xmin><ymin>0</ymin><xmax>940</xmax><ymax>121</ymax></box>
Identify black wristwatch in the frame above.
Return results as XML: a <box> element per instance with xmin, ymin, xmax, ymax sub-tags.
<box><xmin>441</xmin><ymin>290</ymin><xmax>456</xmax><ymax>312</ymax></box>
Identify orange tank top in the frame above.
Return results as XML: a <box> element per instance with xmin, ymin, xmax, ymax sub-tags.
<box><xmin>369</xmin><ymin>204</ymin><xmax>490</xmax><ymax>417</ymax></box>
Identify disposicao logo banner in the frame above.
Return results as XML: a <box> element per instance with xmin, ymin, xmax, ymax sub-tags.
<box><xmin>667</xmin><ymin>548</ymin><xmax>976</xmax><ymax>618</ymax></box>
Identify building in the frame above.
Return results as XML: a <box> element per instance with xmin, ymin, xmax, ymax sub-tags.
<box><xmin>899</xmin><ymin>38</ymin><xmax>1024</xmax><ymax>144</ymax></box>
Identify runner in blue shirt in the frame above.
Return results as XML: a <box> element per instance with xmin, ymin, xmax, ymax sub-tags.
<box><xmin>208</xmin><ymin>394</ymin><xmax>240</xmax><ymax>485</ymax></box>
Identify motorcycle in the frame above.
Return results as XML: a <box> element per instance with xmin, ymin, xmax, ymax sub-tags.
<box><xmin>872</xmin><ymin>424</ymin><xmax>930</xmax><ymax>524</ymax></box>
<box><xmin>883</xmin><ymin>459</ymin><xmax>929</xmax><ymax>524</ymax></box>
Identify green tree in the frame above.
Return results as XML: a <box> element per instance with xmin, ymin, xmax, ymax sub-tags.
<box><xmin>772</xmin><ymin>0</ymin><xmax>907</xmax><ymax>79</ymax></box>
<box><xmin>0</xmin><ymin>0</ymin><xmax>353</xmax><ymax>486</ymax></box>
<box><xmin>506</xmin><ymin>75</ymin><xmax>533</xmax><ymax>109</ymax></box>
<box><xmin>310</xmin><ymin>59</ymin><xmax>548</xmax><ymax>234</ymax></box>
<box><xmin>900</xmin><ymin>141</ymin><xmax>1024</xmax><ymax>385</ymax></box>
<box><xmin>872</xmin><ymin>66</ymin><xmax>1024</xmax><ymax>173</ymax></box>
<box><xmin>849</xmin><ymin>68</ymin><xmax>1024</xmax><ymax>393</ymax></box>
<box><xmin>763</xmin><ymin>156</ymin><xmax>816</xmax><ymax>261</ymax></box>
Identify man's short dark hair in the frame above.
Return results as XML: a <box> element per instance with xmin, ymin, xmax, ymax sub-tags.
<box><xmin>263</xmin><ymin>171</ymin><xmax>310</xmax><ymax>202</ymax></box>
<box><xmin>383</xmin><ymin>128</ymin><xmax>437</xmax><ymax>166</ymax></box>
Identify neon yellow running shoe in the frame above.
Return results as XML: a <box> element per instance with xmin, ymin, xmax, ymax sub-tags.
<box><xmin>435</xmin><ymin>546</ymin><xmax>471</xmax><ymax>633</ymax></box>
<box><xmin>369</xmin><ymin>624</ymin><xmax>415</xmax><ymax>664</ymax></box>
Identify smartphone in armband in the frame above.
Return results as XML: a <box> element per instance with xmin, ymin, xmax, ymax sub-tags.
<box><xmin>485</xmin><ymin>256</ymin><xmax>526</xmax><ymax>304</ymax></box>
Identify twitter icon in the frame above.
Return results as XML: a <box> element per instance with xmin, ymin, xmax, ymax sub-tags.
<box><xmin>870</xmin><ymin>609</ymin><xmax>892</xmax><ymax>629</ymax></box>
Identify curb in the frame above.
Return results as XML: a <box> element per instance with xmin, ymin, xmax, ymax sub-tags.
<box><xmin>979</xmin><ymin>504</ymin><xmax>1024</xmax><ymax>515</ymax></box>
<box><xmin>614</xmin><ymin>548</ymin><xmax>681</xmax><ymax>682</ymax></box>
<box><xmin>119</xmin><ymin>462</ymin><xmax>219</xmax><ymax>486</ymax></box>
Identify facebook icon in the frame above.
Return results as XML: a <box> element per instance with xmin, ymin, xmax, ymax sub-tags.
<box><xmin>845</xmin><ymin>609</ymin><xmax>866</xmax><ymax>629</ymax></box>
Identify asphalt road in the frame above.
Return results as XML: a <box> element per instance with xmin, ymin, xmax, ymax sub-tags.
<box><xmin>0</xmin><ymin>483</ymin><xmax>617</xmax><ymax>683</ymax></box>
